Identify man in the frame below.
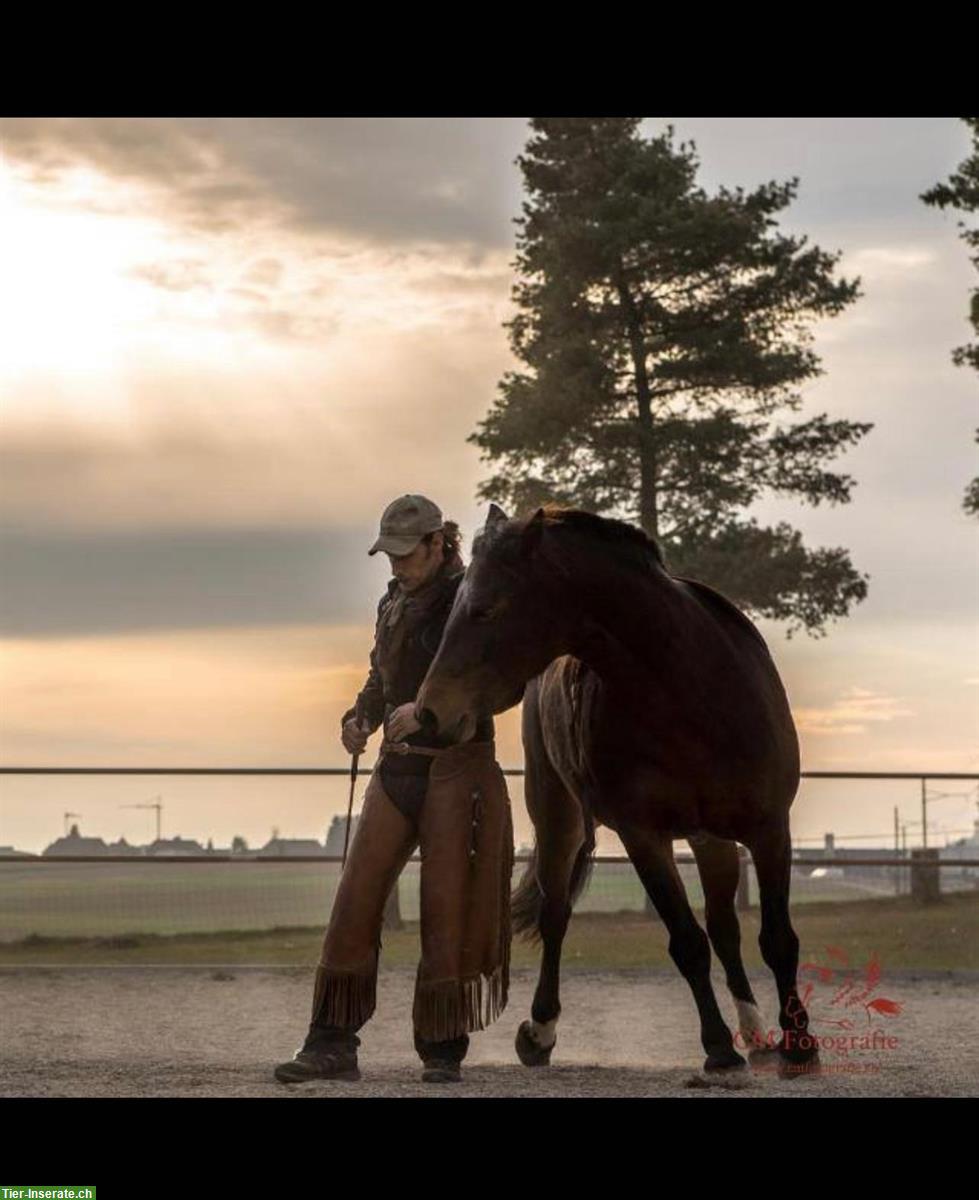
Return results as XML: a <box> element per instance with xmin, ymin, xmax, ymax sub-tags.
<box><xmin>274</xmin><ymin>494</ymin><xmax>514</xmax><ymax>1085</ymax></box>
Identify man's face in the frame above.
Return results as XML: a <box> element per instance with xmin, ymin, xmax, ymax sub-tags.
<box><xmin>386</xmin><ymin>532</ymin><xmax>444</xmax><ymax>592</ymax></box>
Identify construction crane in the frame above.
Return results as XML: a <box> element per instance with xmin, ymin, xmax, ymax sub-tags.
<box><xmin>64</xmin><ymin>811</ymin><xmax>83</xmax><ymax>836</ymax></box>
<box><xmin>120</xmin><ymin>796</ymin><xmax>163</xmax><ymax>843</ymax></box>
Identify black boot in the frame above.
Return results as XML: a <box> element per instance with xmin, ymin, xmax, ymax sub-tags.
<box><xmin>274</xmin><ymin>1025</ymin><xmax>361</xmax><ymax>1083</ymax></box>
<box><xmin>415</xmin><ymin>1031</ymin><xmax>468</xmax><ymax>1083</ymax></box>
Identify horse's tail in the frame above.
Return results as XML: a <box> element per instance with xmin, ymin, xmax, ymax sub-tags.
<box><xmin>510</xmin><ymin>827</ymin><xmax>596</xmax><ymax>944</ymax></box>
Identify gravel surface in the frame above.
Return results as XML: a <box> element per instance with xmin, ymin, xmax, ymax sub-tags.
<box><xmin>2</xmin><ymin>965</ymin><xmax>976</xmax><ymax>1098</ymax></box>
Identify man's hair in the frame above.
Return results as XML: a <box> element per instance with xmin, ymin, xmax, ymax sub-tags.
<box><xmin>422</xmin><ymin>519</ymin><xmax>462</xmax><ymax>563</ymax></box>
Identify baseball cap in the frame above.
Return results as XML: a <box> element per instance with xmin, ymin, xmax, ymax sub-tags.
<box><xmin>368</xmin><ymin>494</ymin><xmax>444</xmax><ymax>556</ymax></box>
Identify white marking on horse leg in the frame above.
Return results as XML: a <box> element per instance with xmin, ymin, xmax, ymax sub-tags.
<box><xmin>527</xmin><ymin>1017</ymin><xmax>558</xmax><ymax>1049</ymax></box>
<box><xmin>735</xmin><ymin>1000</ymin><xmax>767</xmax><ymax>1050</ymax></box>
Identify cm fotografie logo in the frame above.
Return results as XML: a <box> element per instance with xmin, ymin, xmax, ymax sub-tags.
<box><xmin>735</xmin><ymin>946</ymin><xmax>904</xmax><ymax>1073</ymax></box>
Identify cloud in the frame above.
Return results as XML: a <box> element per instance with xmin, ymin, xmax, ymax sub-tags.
<box><xmin>0</xmin><ymin>314</ymin><xmax>515</xmax><ymax>639</ymax></box>
<box><xmin>0</xmin><ymin>253</ymin><xmax>517</xmax><ymax>535</ymax></box>
<box><xmin>129</xmin><ymin>258</ymin><xmax>213</xmax><ymax>292</ymax></box>
<box><xmin>0</xmin><ymin>523</ymin><xmax>383</xmax><ymax>639</ymax></box>
<box><xmin>655</xmin><ymin>117</ymin><xmax>973</xmax><ymax>233</ymax></box>
<box><xmin>241</xmin><ymin>257</ymin><xmax>284</xmax><ymax>287</ymax></box>
<box><xmin>794</xmin><ymin>687</ymin><xmax>914</xmax><ymax>736</ymax></box>
<box><xmin>846</xmin><ymin>246</ymin><xmax>938</xmax><ymax>273</ymax></box>
<box><xmin>0</xmin><ymin>117</ymin><xmax>529</xmax><ymax>248</ymax></box>
<box><xmin>6</xmin><ymin>116</ymin><xmax>970</xmax><ymax>260</ymax></box>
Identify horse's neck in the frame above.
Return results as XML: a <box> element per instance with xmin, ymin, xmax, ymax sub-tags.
<box><xmin>568</xmin><ymin>560</ymin><xmax>682</xmax><ymax>693</ymax></box>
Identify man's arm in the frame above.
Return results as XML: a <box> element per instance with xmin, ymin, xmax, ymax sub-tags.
<box><xmin>340</xmin><ymin>592</ymin><xmax>391</xmax><ymax>734</ymax></box>
<box><xmin>340</xmin><ymin>642</ymin><xmax>386</xmax><ymax>733</ymax></box>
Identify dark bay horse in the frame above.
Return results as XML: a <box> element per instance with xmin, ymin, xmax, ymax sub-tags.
<box><xmin>414</xmin><ymin>503</ymin><xmax>818</xmax><ymax>1077</ymax></box>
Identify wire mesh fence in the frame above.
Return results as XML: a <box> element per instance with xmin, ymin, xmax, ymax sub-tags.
<box><xmin>2</xmin><ymin>855</ymin><xmax>977</xmax><ymax>943</ymax></box>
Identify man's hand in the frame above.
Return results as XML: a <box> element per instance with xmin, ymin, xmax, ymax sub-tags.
<box><xmin>385</xmin><ymin>702</ymin><xmax>422</xmax><ymax>742</ymax></box>
<box><xmin>341</xmin><ymin>717</ymin><xmax>370</xmax><ymax>756</ymax></box>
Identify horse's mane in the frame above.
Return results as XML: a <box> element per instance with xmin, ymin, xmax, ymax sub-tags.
<box><xmin>476</xmin><ymin>505</ymin><xmax>770</xmax><ymax>652</ymax></box>
<box><xmin>532</xmin><ymin>509</ymin><xmax>767</xmax><ymax>647</ymax></box>
<box><xmin>482</xmin><ymin>504</ymin><xmax>664</xmax><ymax>573</ymax></box>
<box><xmin>539</xmin><ymin>505</ymin><xmax>664</xmax><ymax>565</ymax></box>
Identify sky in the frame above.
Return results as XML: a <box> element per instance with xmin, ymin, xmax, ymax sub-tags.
<box><xmin>1</xmin><ymin>117</ymin><xmax>977</xmax><ymax>855</ymax></box>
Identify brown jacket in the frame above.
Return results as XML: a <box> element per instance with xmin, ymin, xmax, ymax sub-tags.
<box><xmin>341</xmin><ymin>558</ymin><xmax>493</xmax><ymax>764</ymax></box>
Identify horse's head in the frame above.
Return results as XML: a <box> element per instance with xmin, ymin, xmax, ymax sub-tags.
<box><xmin>414</xmin><ymin>503</ymin><xmax>578</xmax><ymax>744</ymax></box>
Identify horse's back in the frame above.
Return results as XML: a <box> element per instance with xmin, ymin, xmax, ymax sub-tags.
<box><xmin>671</xmin><ymin>576</ymin><xmax>771</xmax><ymax>655</ymax></box>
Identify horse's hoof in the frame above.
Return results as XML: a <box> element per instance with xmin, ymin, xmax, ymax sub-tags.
<box><xmin>748</xmin><ymin>1044</ymin><xmax>779</xmax><ymax>1069</ymax></box>
<box><xmin>705</xmin><ymin>1049</ymin><xmax>748</xmax><ymax>1073</ymax></box>
<box><xmin>777</xmin><ymin>1040</ymin><xmax>821</xmax><ymax>1079</ymax></box>
<box><xmin>686</xmin><ymin>1059</ymin><xmax>751</xmax><ymax>1090</ymax></box>
<box><xmin>515</xmin><ymin>1020</ymin><xmax>554</xmax><ymax>1067</ymax></box>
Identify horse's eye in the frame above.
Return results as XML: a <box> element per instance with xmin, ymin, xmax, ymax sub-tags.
<box><xmin>470</xmin><ymin>605</ymin><xmax>495</xmax><ymax>623</ymax></box>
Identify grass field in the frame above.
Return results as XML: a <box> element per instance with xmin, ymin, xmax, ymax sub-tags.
<box><xmin>0</xmin><ymin>858</ymin><xmax>942</xmax><ymax>942</ymax></box>
<box><xmin>2</xmin><ymin>891</ymin><xmax>976</xmax><ymax>972</ymax></box>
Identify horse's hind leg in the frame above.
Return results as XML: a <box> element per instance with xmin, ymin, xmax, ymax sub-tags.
<box><xmin>688</xmin><ymin>833</ymin><xmax>769</xmax><ymax>1059</ymax></box>
<box><xmin>745</xmin><ymin>816</ymin><xmax>818</xmax><ymax>1075</ymax></box>
<box><xmin>514</xmin><ymin>811</ymin><xmax>587</xmax><ymax>1067</ymax></box>
<box><xmin>620</xmin><ymin>823</ymin><xmax>746</xmax><ymax>1075</ymax></box>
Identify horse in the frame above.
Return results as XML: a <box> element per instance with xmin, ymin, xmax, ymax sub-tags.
<box><xmin>413</xmin><ymin>502</ymin><xmax>818</xmax><ymax>1079</ymax></box>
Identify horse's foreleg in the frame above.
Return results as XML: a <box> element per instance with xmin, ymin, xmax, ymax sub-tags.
<box><xmin>745</xmin><ymin>817</ymin><xmax>819</xmax><ymax>1075</ymax></box>
<box><xmin>689</xmin><ymin>833</ymin><xmax>769</xmax><ymax>1058</ymax></box>
<box><xmin>621</xmin><ymin>824</ymin><xmax>746</xmax><ymax>1075</ymax></box>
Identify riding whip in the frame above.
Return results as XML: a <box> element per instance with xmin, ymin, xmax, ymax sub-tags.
<box><xmin>341</xmin><ymin>695</ymin><xmax>366</xmax><ymax>871</ymax></box>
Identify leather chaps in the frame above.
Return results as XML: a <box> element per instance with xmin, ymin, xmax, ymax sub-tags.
<box><xmin>310</xmin><ymin>740</ymin><xmax>514</xmax><ymax>1043</ymax></box>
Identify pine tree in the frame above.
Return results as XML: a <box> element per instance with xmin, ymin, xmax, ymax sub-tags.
<box><xmin>921</xmin><ymin>117</ymin><xmax>979</xmax><ymax>517</ymax></box>
<box><xmin>470</xmin><ymin>118</ymin><xmax>872</xmax><ymax>635</ymax></box>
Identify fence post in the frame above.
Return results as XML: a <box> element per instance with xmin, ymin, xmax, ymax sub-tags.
<box><xmin>736</xmin><ymin>845</ymin><xmax>751</xmax><ymax>912</ymax></box>
<box><xmin>910</xmin><ymin>848</ymin><xmax>941</xmax><ymax>904</ymax></box>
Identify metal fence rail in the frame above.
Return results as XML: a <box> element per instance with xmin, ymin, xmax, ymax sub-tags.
<box><xmin>5</xmin><ymin>768</ymin><xmax>978</xmax><ymax>778</ymax></box>
<box><xmin>3</xmin><ymin>854</ymin><xmax>978</xmax><ymax>866</ymax></box>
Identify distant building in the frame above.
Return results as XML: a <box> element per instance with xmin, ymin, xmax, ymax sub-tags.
<box><xmin>257</xmin><ymin>837</ymin><xmax>325</xmax><ymax>857</ymax></box>
<box><xmin>324</xmin><ymin>815</ymin><xmax>360</xmax><ymax>856</ymax></box>
<box><xmin>145</xmin><ymin>836</ymin><xmax>207</xmax><ymax>857</ymax></box>
<box><xmin>106</xmin><ymin>837</ymin><xmax>141</xmax><ymax>857</ymax></box>
<box><xmin>799</xmin><ymin>833</ymin><xmax>894</xmax><ymax>881</ymax></box>
<box><xmin>0</xmin><ymin>845</ymin><xmax>34</xmax><ymax>858</ymax></box>
<box><xmin>43</xmin><ymin>823</ymin><xmax>112</xmax><ymax>857</ymax></box>
<box><xmin>940</xmin><ymin>812</ymin><xmax>979</xmax><ymax>882</ymax></box>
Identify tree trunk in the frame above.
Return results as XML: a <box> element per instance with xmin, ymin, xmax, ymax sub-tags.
<box><xmin>616</xmin><ymin>273</ymin><xmax>658</xmax><ymax>539</ymax></box>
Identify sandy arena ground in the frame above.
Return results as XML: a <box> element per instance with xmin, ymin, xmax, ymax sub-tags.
<box><xmin>2</xmin><ymin>965</ymin><xmax>976</xmax><ymax>1098</ymax></box>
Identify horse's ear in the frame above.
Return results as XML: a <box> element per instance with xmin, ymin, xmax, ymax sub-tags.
<box><xmin>485</xmin><ymin>502</ymin><xmax>509</xmax><ymax>533</ymax></box>
<box><xmin>520</xmin><ymin>507</ymin><xmax>546</xmax><ymax>558</ymax></box>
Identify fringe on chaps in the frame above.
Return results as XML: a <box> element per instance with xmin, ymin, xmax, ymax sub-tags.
<box><xmin>311</xmin><ymin>964</ymin><xmax>378</xmax><ymax>1030</ymax></box>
